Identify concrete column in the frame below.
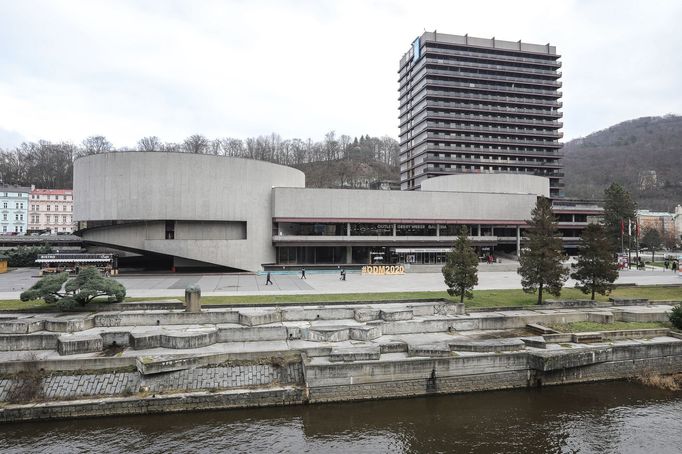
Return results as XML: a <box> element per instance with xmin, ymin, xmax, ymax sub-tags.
<box><xmin>436</xmin><ymin>224</ymin><xmax>440</xmax><ymax>237</ymax></box>
<box><xmin>393</xmin><ymin>224</ymin><xmax>397</xmax><ymax>236</ymax></box>
<box><xmin>477</xmin><ymin>224</ymin><xmax>481</xmax><ymax>236</ymax></box>
<box><xmin>185</xmin><ymin>285</ymin><xmax>201</xmax><ymax>313</ymax></box>
<box><xmin>516</xmin><ymin>226</ymin><xmax>521</xmax><ymax>256</ymax></box>
<box><xmin>347</xmin><ymin>222</ymin><xmax>351</xmax><ymax>236</ymax></box>
<box><xmin>346</xmin><ymin>246</ymin><xmax>352</xmax><ymax>264</ymax></box>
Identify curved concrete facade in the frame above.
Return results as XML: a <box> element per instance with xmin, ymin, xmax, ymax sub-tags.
<box><xmin>74</xmin><ymin>152</ymin><xmax>305</xmax><ymax>271</ymax></box>
<box><xmin>419</xmin><ymin>174</ymin><xmax>549</xmax><ymax>197</ymax></box>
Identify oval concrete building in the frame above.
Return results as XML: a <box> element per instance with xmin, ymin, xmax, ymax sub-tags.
<box><xmin>74</xmin><ymin>152</ymin><xmax>305</xmax><ymax>271</ymax></box>
<box><xmin>74</xmin><ymin>152</ymin><xmax>600</xmax><ymax>271</ymax></box>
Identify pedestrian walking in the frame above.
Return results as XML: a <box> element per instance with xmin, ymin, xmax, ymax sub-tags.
<box><xmin>265</xmin><ymin>272</ymin><xmax>273</xmax><ymax>285</ymax></box>
<box><xmin>673</xmin><ymin>261</ymin><xmax>679</xmax><ymax>273</ymax></box>
<box><xmin>340</xmin><ymin>269</ymin><xmax>346</xmax><ymax>281</ymax></box>
<box><xmin>300</xmin><ymin>268</ymin><xmax>306</xmax><ymax>279</ymax></box>
<box><xmin>664</xmin><ymin>258</ymin><xmax>669</xmax><ymax>271</ymax></box>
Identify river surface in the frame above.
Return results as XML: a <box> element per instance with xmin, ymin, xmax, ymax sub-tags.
<box><xmin>1</xmin><ymin>381</ymin><xmax>681</xmax><ymax>453</ymax></box>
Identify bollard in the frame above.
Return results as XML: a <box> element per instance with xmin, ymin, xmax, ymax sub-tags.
<box><xmin>185</xmin><ymin>284</ymin><xmax>202</xmax><ymax>313</ymax></box>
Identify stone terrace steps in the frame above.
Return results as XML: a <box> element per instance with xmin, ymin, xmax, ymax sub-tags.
<box><xmin>0</xmin><ymin>302</ymin><xmax>675</xmax><ymax>357</ymax></box>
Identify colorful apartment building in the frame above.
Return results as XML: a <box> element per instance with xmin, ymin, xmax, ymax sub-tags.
<box><xmin>0</xmin><ymin>184</ymin><xmax>29</xmax><ymax>235</ymax></box>
<box><xmin>29</xmin><ymin>187</ymin><xmax>75</xmax><ymax>234</ymax></box>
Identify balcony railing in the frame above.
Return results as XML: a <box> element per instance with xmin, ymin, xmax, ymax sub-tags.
<box><xmin>422</xmin><ymin>166</ymin><xmax>563</xmax><ymax>179</ymax></box>
<box><xmin>423</xmin><ymin>46</ymin><xmax>562</xmax><ymax>68</ymax></box>
<box><xmin>400</xmin><ymin>100</ymin><xmax>563</xmax><ymax>120</ymax></box>
<box><xmin>400</xmin><ymin>60</ymin><xmax>562</xmax><ymax>91</ymax></box>
<box><xmin>400</xmin><ymin>144</ymin><xmax>564</xmax><ymax>165</ymax></box>
<box><xmin>424</xmin><ymin>155</ymin><xmax>562</xmax><ymax>168</ymax></box>
<box><xmin>400</xmin><ymin>89</ymin><xmax>563</xmax><ymax>110</ymax></box>
<box><xmin>425</xmin><ymin>122</ymin><xmax>563</xmax><ymax>138</ymax></box>
<box><xmin>425</xmin><ymin>132</ymin><xmax>561</xmax><ymax>148</ymax></box>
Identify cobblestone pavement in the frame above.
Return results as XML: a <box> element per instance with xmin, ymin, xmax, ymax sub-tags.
<box><xmin>0</xmin><ymin>363</ymin><xmax>304</xmax><ymax>401</ymax></box>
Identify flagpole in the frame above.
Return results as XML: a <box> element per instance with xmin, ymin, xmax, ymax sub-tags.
<box><xmin>627</xmin><ymin>218</ymin><xmax>632</xmax><ymax>269</ymax></box>
<box><xmin>635</xmin><ymin>220</ymin><xmax>640</xmax><ymax>269</ymax></box>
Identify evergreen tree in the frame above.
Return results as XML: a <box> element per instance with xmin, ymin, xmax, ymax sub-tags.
<box><xmin>517</xmin><ymin>197</ymin><xmax>569</xmax><ymax>304</ymax></box>
<box><xmin>603</xmin><ymin>183</ymin><xmax>637</xmax><ymax>251</ymax></box>
<box><xmin>570</xmin><ymin>223</ymin><xmax>618</xmax><ymax>300</ymax></box>
<box><xmin>640</xmin><ymin>228</ymin><xmax>662</xmax><ymax>262</ymax></box>
<box><xmin>442</xmin><ymin>226</ymin><xmax>479</xmax><ymax>304</ymax></box>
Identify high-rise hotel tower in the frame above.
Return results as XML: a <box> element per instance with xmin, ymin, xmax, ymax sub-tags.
<box><xmin>399</xmin><ymin>32</ymin><xmax>563</xmax><ymax>196</ymax></box>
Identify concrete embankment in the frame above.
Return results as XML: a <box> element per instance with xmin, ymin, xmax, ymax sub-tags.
<box><xmin>0</xmin><ymin>299</ymin><xmax>680</xmax><ymax>422</ymax></box>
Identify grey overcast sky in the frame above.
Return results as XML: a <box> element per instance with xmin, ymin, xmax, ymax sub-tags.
<box><xmin>1</xmin><ymin>0</ymin><xmax>681</xmax><ymax>149</ymax></box>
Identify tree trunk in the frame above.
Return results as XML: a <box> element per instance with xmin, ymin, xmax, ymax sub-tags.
<box><xmin>537</xmin><ymin>283</ymin><xmax>543</xmax><ymax>305</ymax></box>
<box><xmin>460</xmin><ymin>291</ymin><xmax>464</xmax><ymax>304</ymax></box>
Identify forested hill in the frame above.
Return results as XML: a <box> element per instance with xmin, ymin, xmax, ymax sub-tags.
<box><xmin>562</xmin><ymin>115</ymin><xmax>682</xmax><ymax>211</ymax></box>
<box><xmin>0</xmin><ymin>132</ymin><xmax>399</xmax><ymax>190</ymax></box>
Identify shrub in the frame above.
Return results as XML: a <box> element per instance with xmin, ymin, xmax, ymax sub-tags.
<box><xmin>669</xmin><ymin>305</ymin><xmax>682</xmax><ymax>330</ymax></box>
<box><xmin>19</xmin><ymin>267</ymin><xmax>126</xmax><ymax>307</ymax></box>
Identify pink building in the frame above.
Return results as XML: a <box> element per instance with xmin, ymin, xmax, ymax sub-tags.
<box><xmin>28</xmin><ymin>187</ymin><xmax>75</xmax><ymax>234</ymax></box>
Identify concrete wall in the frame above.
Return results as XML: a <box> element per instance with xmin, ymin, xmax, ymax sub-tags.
<box><xmin>74</xmin><ymin>152</ymin><xmax>305</xmax><ymax>271</ymax></box>
<box><xmin>272</xmin><ymin>187</ymin><xmax>538</xmax><ymax>223</ymax></box>
<box><xmin>420</xmin><ymin>174</ymin><xmax>549</xmax><ymax>197</ymax></box>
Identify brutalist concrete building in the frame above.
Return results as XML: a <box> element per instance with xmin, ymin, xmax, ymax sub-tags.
<box><xmin>74</xmin><ymin>152</ymin><xmax>600</xmax><ymax>272</ymax></box>
<box><xmin>399</xmin><ymin>32</ymin><xmax>563</xmax><ymax>196</ymax></box>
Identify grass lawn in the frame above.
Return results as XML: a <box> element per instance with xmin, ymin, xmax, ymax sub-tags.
<box><xmin>2</xmin><ymin>285</ymin><xmax>680</xmax><ymax>312</ymax></box>
<box><xmin>123</xmin><ymin>285</ymin><xmax>681</xmax><ymax>308</ymax></box>
<box><xmin>548</xmin><ymin>321</ymin><xmax>670</xmax><ymax>333</ymax></box>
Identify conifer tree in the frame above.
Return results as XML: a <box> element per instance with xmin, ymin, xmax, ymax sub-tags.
<box><xmin>442</xmin><ymin>226</ymin><xmax>479</xmax><ymax>304</ymax></box>
<box><xmin>570</xmin><ymin>223</ymin><xmax>618</xmax><ymax>300</ymax></box>
<box><xmin>517</xmin><ymin>197</ymin><xmax>568</xmax><ymax>304</ymax></box>
<box><xmin>603</xmin><ymin>183</ymin><xmax>637</xmax><ymax>250</ymax></box>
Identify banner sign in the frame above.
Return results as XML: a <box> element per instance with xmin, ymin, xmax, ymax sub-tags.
<box><xmin>361</xmin><ymin>265</ymin><xmax>405</xmax><ymax>275</ymax></box>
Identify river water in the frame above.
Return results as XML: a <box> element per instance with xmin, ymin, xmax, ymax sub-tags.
<box><xmin>1</xmin><ymin>381</ymin><xmax>680</xmax><ymax>453</ymax></box>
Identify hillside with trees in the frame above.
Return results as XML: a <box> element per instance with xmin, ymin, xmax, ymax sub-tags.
<box><xmin>0</xmin><ymin>132</ymin><xmax>399</xmax><ymax>190</ymax></box>
<box><xmin>563</xmin><ymin>115</ymin><xmax>682</xmax><ymax>211</ymax></box>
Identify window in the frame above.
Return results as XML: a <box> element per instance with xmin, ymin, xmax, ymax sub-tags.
<box><xmin>2</xmin><ymin>214</ymin><xmax>5</xmax><ymax>221</ymax></box>
<box><xmin>2</xmin><ymin>202</ymin><xmax>6</xmax><ymax>209</ymax></box>
<box><xmin>2</xmin><ymin>226</ymin><xmax>5</xmax><ymax>233</ymax></box>
<box><xmin>63</xmin><ymin>205</ymin><xmax>66</xmax><ymax>211</ymax></box>
<box><xmin>19</xmin><ymin>214</ymin><xmax>23</xmax><ymax>221</ymax></box>
<box><xmin>15</xmin><ymin>214</ymin><xmax>18</xmax><ymax>221</ymax></box>
<box><xmin>47</xmin><ymin>205</ymin><xmax>50</xmax><ymax>211</ymax></box>
<box><xmin>62</xmin><ymin>215</ymin><xmax>67</xmax><ymax>223</ymax></box>
<box><xmin>46</xmin><ymin>215</ymin><xmax>50</xmax><ymax>224</ymax></box>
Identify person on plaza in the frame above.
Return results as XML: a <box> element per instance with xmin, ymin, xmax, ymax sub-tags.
<box><xmin>265</xmin><ymin>272</ymin><xmax>273</xmax><ymax>285</ymax></box>
<box><xmin>340</xmin><ymin>269</ymin><xmax>346</xmax><ymax>281</ymax></box>
<box><xmin>664</xmin><ymin>258</ymin><xmax>669</xmax><ymax>271</ymax></box>
<box><xmin>672</xmin><ymin>260</ymin><xmax>679</xmax><ymax>273</ymax></box>
<box><xmin>300</xmin><ymin>268</ymin><xmax>306</xmax><ymax>279</ymax></box>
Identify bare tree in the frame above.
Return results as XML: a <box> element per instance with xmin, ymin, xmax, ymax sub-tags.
<box><xmin>219</xmin><ymin>138</ymin><xmax>245</xmax><ymax>157</ymax></box>
<box><xmin>162</xmin><ymin>142</ymin><xmax>181</xmax><ymax>152</ymax></box>
<box><xmin>137</xmin><ymin>136</ymin><xmax>162</xmax><ymax>152</ymax></box>
<box><xmin>324</xmin><ymin>131</ymin><xmax>338</xmax><ymax>161</ymax></box>
<box><xmin>81</xmin><ymin>136</ymin><xmax>112</xmax><ymax>156</ymax></box>
<box><xmin>183</xmin><ymin>134</ymin><xmax>209</xmax><ymax>154</ymax></box>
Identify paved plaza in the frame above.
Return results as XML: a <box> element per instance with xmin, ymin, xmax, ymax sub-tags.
<box><xmin>0</xmin><ymin>267</ymin><xmax>679</xmax><ymax>299</ymax></box>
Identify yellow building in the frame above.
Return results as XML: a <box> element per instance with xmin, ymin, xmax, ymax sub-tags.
<box><xmin>0</xmin><ymin>255</ymin><xmax>8</xmax><ymax>273</ymax></box>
